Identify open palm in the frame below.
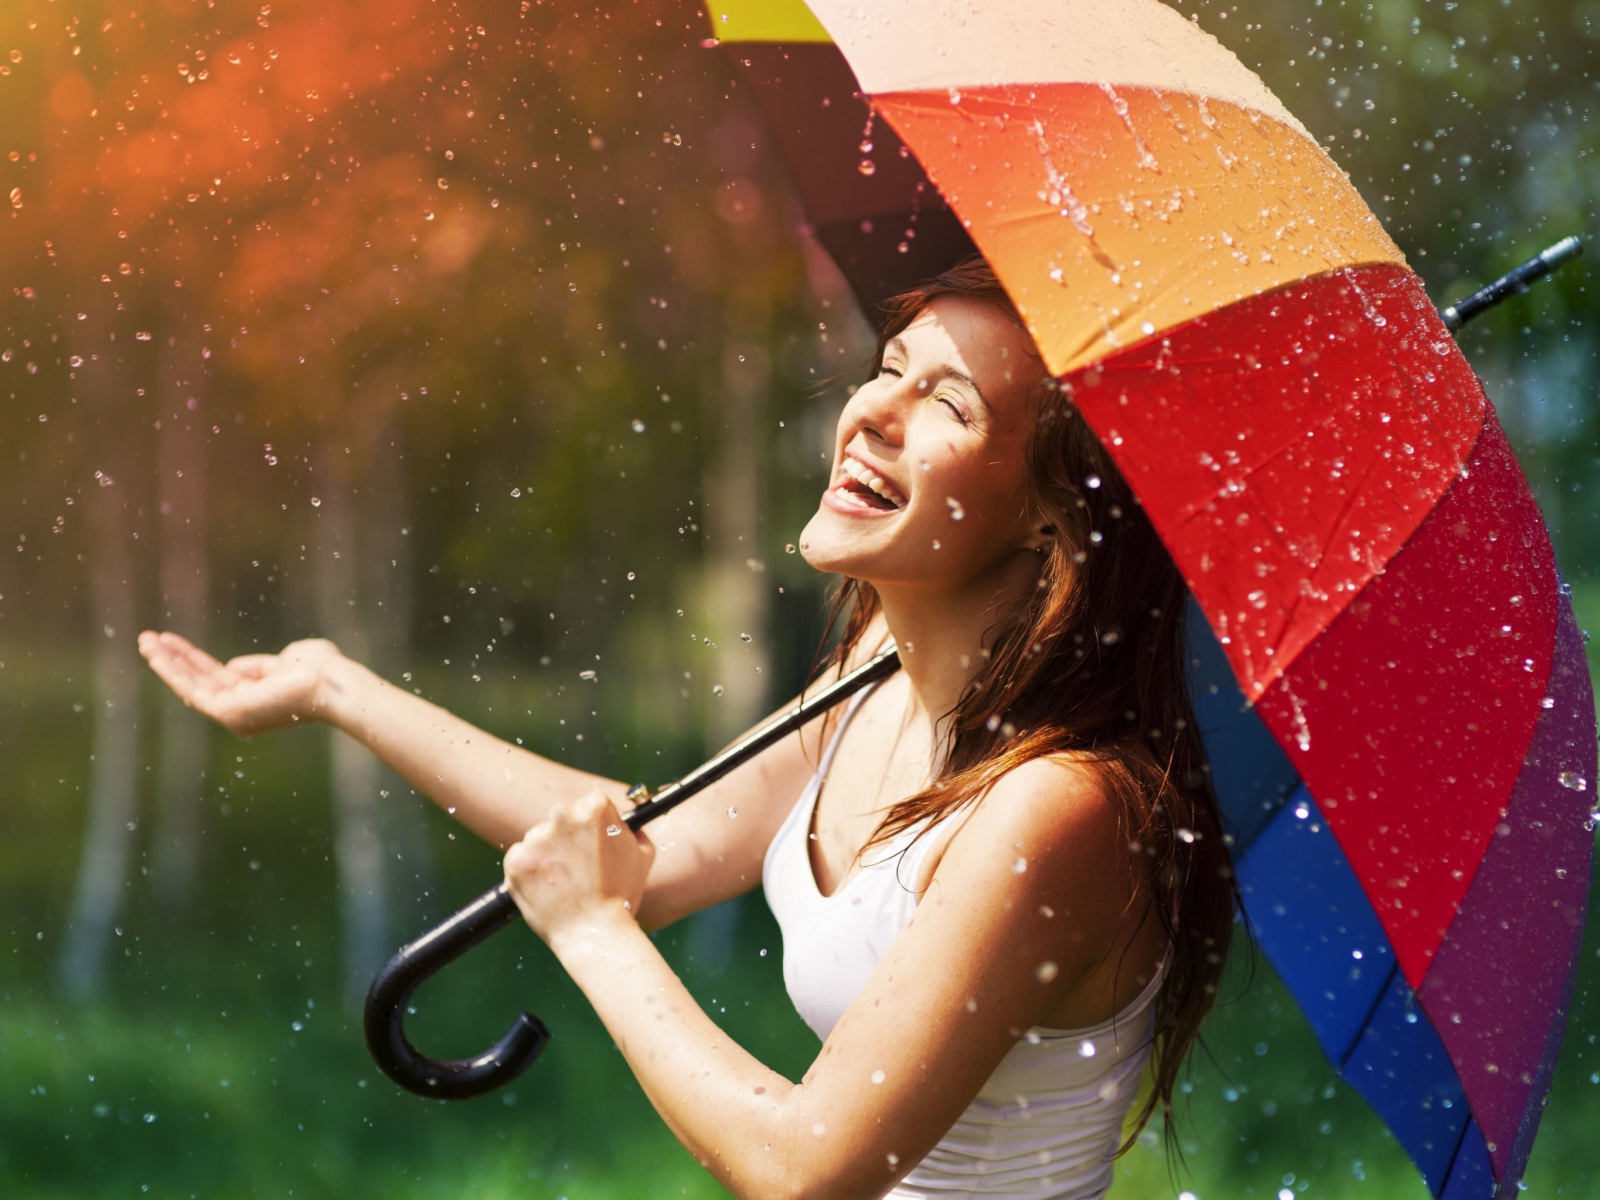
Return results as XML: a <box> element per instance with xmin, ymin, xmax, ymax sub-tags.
<box><xmin>138</xmin><ymin>631</ymin><xmax>342</xmax><ymax>739</ymax></box>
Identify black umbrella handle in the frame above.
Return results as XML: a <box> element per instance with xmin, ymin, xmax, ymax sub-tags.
<box><xmin>364</xmin><ymin>647</ymin><xmax>902</xmax><ymax>1099</ymax></box>
<box><xmin>1441</xmin><ymin>236</ymin><xmax>1582</xmax><ymax>331</ymax></box>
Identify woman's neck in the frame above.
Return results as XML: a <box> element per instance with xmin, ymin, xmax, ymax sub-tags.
<box><xmin>873</xmin><ymin>552</ymin><xmax>1042</xmax><ymax>740</ymax></box>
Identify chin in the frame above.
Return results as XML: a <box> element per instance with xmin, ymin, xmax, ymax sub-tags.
<box><xmin>798</xmin><ymin>506</ymin><xmax>883</xmax><ymax>578</ymax></box>
<box><xmin>800</xmin><ymin>506</ymin><xmax>928</xmax><ymax>587</ymax></box>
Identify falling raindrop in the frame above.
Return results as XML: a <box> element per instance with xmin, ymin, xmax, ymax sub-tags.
<box><xmin>579</xmin><ymin>669</ymin><xmax>597</xmax><ymax>681</ymax></box>
<box><xmin>631</xmin><ymin>419</ymin><xmax>646</xmax><ymax>433</ymax></box>
<box><xmin>310</xmin><ymin>497</ymin><xmax>322</xmax><ymax>507</ymax></box>
<box><xmin>857</xmin><ymin>159</ymin><xmax>876</xmax><ymax>176</ymax></box>
<box><xmin>712</xmin><ymin>684</ymin><xmax>725</xmax><ymax>697</ymax></box>
<box><xmin>1036</xmin><ymin>960</ymin><xmax>1058</xmax><ymax>982</ymax></box>
<box><xmin>1085</xmin><ymin>475</ymin><xmax>1101</xmax><ymax>489</ymax></box>
<box><xmin>946</xmin><ymin>497</ymin><xmax>965</xmax><ymax>520</ymax></box>
<box><xmin>784</xmin><ymin>543</ymin><xmax>796</xmax><ymax>554</ymax></box>
<box><xmin>726</xmin><ymin>807</ymin><xmax>738</xmax><ymax>819</ymax></box>
<box><xmin>1012</xmin><ymin>857</ymin><xmax>1028</xmax><ymax>874</ymax></box>
<box><xmin>605</xmin><ymin>824</ymin><xmax>622</xmax><ymax>837</ymax></box>
<box><xmin>1078</xmin><ymin>1040</ymin><xmax>1097</xmax><ymax>1058</ymax></box>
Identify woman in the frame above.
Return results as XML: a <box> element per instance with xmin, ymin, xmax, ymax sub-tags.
<box><xmin>141</xmin><ymin>258</ymin><xmax>1233</xmax><ymax>1199</ymax></box>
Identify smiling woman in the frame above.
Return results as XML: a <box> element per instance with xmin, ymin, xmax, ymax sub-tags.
<box><xmin>140</xmin><ymin>256</ymin><xmax>1231</xmax><ymax>1200</ymax></box>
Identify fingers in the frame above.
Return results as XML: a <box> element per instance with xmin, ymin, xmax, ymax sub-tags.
<box><xmin>140</xmin><ymin>632</ymin><xmax>203</xmax><ymax>700</ymax></box>
<box><xmin>163</xmin><ymin>634</ymin><xmax>228</xmax><ymax>677</ymax></box>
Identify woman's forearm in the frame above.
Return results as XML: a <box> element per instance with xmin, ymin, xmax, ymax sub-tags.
<box><xmin>315</xmin><ymin>654</ymin><xmax>626</xmax><ymax>847</ymax></box>
<box><xmin>549</xmin><ymin>907</ymin><xmax>880</xmax><ymax>1200</ymax></box>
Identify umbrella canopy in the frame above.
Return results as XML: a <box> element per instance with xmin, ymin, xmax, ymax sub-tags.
<box><xmin>709</xmin><ymin>2</ymin><xmax>1597</xmax><ymax>1195</ymax></box>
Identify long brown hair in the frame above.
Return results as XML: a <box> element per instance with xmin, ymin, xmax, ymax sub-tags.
<box><xmin>819</xmin><ymin>257</ymin><xmax>1234</xmax><ymax>1148</ymax></box>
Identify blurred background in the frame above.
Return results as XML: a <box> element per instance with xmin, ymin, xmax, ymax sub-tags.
<box><xmin>0</xmin><ymin>1</ymin><xmax>1596</xmax><ymax>1196</ymax></box>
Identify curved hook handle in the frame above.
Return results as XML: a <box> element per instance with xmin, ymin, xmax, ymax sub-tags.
<box><xmin>363</xmin><ymin>882</ymin><xmax>550</xmax><ymax>1099</ymax></box>
<box><xmin>364</xmin><ymin>647</ymin><xmax>902</xmax><ymax>1100</ymax></box>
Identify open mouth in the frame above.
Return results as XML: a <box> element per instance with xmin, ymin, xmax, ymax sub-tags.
<box><xmin>832</xmin><ymin>454</ymin><xmax>907</xmax><ymax>512</ymax></box>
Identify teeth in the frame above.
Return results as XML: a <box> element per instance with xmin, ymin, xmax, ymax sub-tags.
<box><xmin>840</xmin><ymin>457</ymin><xmax>905</xmax><ymax>506</ymax></box>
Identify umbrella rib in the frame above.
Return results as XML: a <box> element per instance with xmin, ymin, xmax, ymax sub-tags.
<box><xmin>1335</xmin><ymin>958</ymin><xmax>1399</xmax><ymax>1073</ymax></box>
<box><xmin>1435</xmin><ymin>1101</ymin><xmax>1478</xmax><ymax>1193</ymax></box>
<box><xmin>1265</xmin><ymin>449</ymin><xmax>1390</xmax><ymax>661</ymax></box>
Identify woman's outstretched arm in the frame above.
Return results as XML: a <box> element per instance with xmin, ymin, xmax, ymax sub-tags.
<box><xmin>506</xmin><ymin>755</ymin><xmax>1150</xmax><ymax>1200</ymax></box>
<box><xmin>137</xmin><ymin>630</ymin><xmax>842</xmax><ymax>929</ymax></box>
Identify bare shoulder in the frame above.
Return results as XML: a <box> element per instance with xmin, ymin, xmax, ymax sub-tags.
<box><xmin>913</xmin><ymin>753</ymin><xmax>1118</xmax><ymax>895</ymax></box>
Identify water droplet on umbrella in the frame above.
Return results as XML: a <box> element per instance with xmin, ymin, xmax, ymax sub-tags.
<box><xmin>1559</xmin><ymin>771</ymin><xmax>1586</xmax><ymax>791</ymax></box>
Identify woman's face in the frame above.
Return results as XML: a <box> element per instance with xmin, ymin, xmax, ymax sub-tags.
<box><xmin>799</xmin><ymin>296</ymin><xmax>1050</xmax><ymax>590</ymax></box>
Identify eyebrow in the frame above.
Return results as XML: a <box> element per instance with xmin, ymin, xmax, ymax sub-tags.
<box><xmin>883</xmin><ymin>336</ymin><xmax>993</xmax><ymax>414</ymax></box>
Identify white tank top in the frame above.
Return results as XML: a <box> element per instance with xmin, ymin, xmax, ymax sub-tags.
<box><xmin>763</xmin><ymin>686</ymin><xmax>1164</xmax><ymax>1200</ymax></box>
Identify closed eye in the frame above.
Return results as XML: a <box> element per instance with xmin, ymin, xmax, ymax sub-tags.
<box><xmin>937</xmin><ymin>395</ymin><xmax>973</xmax><ymax>427</ymax></box>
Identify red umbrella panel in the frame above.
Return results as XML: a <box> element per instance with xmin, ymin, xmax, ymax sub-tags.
<box><xmin>709</xmin><ymin>2</ymin><xmax>1597</xmax><ymax>1195</ymax></box>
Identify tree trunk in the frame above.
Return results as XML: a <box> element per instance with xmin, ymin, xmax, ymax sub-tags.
<box><xmin>151</xmin><ymin>333</ymin><xmax>210</xmax><ymax>910</ymax></box>
<box><xmin>59</xmin><ymin>321</ymin><xmax>143</xmax><ymax>1002</ymax></box>
<box><xmin>689</xmin><ymin>343</ymin><xmax>773</xmax><ymax>971</ymax></box>
<box><xmin>360</xmin><ymin>416</ymin><xmax>435</xmax><ymax>926</ymax></box>
<box><xmin>701</xmin><ymin>342</ymin><xmax>773</xmax><ymax>751</ymax></box>
<box><xmin>311</xmin><ymin>443</ymin><xmax>390</xmax><ymax>1012</ymax></box>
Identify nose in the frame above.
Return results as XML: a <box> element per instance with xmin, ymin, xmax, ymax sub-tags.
<box><xmin>844</xmin><ymin>373</ymin><xmax>909</xmax><ymax>448</ymax></box>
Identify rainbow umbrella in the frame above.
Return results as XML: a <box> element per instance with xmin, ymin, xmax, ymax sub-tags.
<box><xmin>711</xmin><ymin>2</ymin><xmax>1597</xmax><ymax>1195</ymax></box>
